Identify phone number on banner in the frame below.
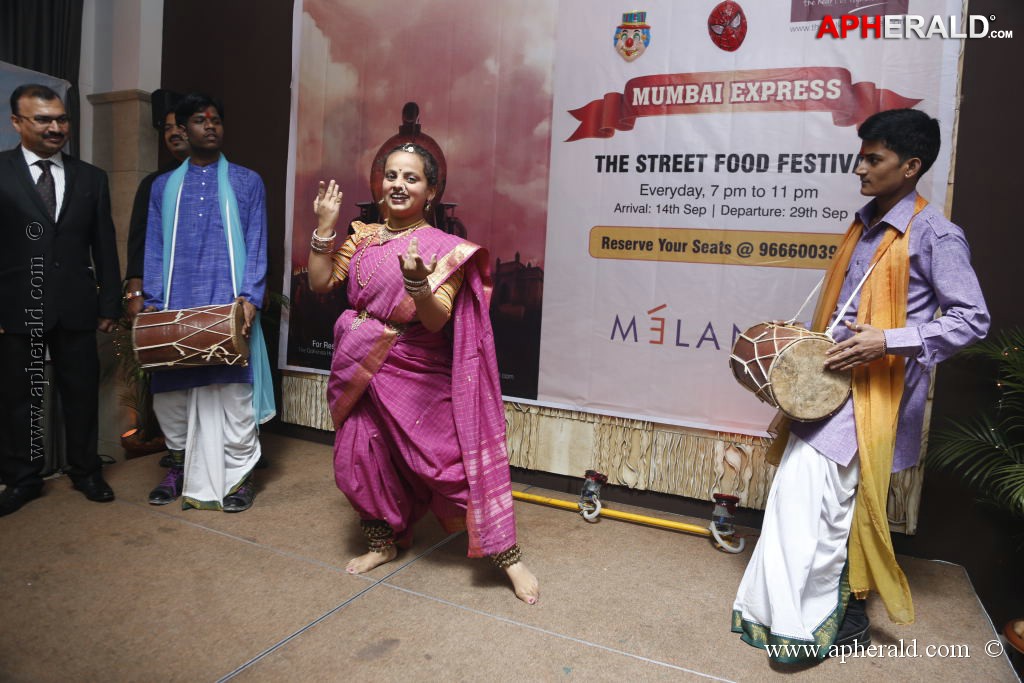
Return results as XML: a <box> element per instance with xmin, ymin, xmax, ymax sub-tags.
<box><xmin>589</xmin><ymin>226</ymin><xmax>844</xmax><ymax>269</ymax></box>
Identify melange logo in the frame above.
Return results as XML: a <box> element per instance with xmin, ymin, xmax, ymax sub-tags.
<box><xmin>609</xmin><ymin>304</ymin><xmax>742</xmax><ymax>351</ymax></box>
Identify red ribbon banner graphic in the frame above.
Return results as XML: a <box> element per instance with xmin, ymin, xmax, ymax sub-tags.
<box><xmin>565</xmin><ymin>67</ymin><xmax>921</xmax><ymax>142</ymax></box>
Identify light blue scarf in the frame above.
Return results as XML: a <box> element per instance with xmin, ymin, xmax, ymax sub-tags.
<box><xmin>161</xmin><ymin>155</ymin><xmax>276</xmax><ymax>425</ymax></box>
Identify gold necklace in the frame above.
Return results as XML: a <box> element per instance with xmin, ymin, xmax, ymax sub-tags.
<box><xmin>355</xmin><ymin>221</ymin><xmax>425</xmax><ymax>288</ymax></box>
<box><xmin>378</xmin><ymin>218</ymin><xmax>426</xmax><ymax>244</ymax></box>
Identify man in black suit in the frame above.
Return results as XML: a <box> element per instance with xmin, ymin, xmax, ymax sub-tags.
<box><xmin>0</xmin><ymin>84</ymin><xmax>120</xmax><ymax>516</ymax></box>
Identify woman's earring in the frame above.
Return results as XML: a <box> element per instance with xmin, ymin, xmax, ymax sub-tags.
<box><xmin>425</xmin><ymin>201</ymin><xmax>431</xmax><ymax>212</ymax></box>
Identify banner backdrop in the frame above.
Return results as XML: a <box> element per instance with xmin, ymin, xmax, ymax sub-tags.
<box><xmin>283</xmin><ymin>0</ymin><xmax>963</xmax><ymax>436</ymax></box>
<box><xmin>282</xmin><ymin>0</ymin><xmax>554</xmax><ymax>400</ymax></box>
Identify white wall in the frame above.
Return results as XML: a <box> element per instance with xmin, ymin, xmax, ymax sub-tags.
<box><xmin>79</xmin><ymin>0</ymin><xmax>164</xmax><ymax>164</ymax></box>
<box><xmin>78</xmin><ymin>0</ymin><xmax>165</xmax><ymax>460</ymax></box>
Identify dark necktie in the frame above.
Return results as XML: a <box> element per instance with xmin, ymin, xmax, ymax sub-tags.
<box><xmin>35</xmin><ymin>159</ymin><xmax>57</xmax><ymax>220</ymax></box>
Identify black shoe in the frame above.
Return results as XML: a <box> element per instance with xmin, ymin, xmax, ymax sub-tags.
<box><xmin>158</xmin><ymin>452</ymin><xmax>175</xmax><ymax>468</ymax></box>
<box><xmin>834</xmin><ymin>598</ymin><xmax>871</xmax><ymax>649</ymax></box>
<box><xmin>0</xmin><ymin>485</ymin><xmax>43</xmax><ymax>517</ymax></box>
<box><xmin>148</xmin><ymin>467</ymin><xmax>184</xmax><ymax>505</ymax></box>
<box><xmin>72</xmin><ymin>473</ymin><xmax>115</xmax><ymax>503</ymax></box>
<box><xmin>222</xmin><ymin>480</ymin><xmax>256</xmax><ymax>513</ymax></box>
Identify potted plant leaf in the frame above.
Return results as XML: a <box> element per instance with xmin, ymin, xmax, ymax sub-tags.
<box><xmin>928</xmin><ymin>327</ymin><xmax>1024</xmax><ymax>658</ymax></box>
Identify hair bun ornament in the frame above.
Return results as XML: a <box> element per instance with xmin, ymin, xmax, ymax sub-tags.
<box><xmin>370</xmin><ymin>102</ymin><xmax>448</xmax><ymax>205</ymax></box>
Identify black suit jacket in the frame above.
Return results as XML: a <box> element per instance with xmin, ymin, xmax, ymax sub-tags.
<box><xmin>0</xmin><ymin>147</ymin><xmax>121</xmax><ymax>333</ymax></box>
<box><xmin>125</xmin><ymin>168</ymin><xmax>164</xmax><ymax>281</ymax></box>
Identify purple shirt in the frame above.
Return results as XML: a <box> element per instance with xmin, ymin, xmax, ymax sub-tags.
<box><xmin>790</xmin><ymin>191</ymin><xmax>989</xmax><ymax>471</ymax></box>
<box><xmin>143</xmin><ymin>161</ymin><xmax>268</xmax><ymax>393</ymax></box>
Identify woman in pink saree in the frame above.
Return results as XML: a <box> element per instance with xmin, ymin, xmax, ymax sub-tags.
<box><xmin>307</xmin><ymin>144</ymin><xmax>539</xmax><ymax>604</ymax></box>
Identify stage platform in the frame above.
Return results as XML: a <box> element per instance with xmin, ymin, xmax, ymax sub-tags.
<box><xmin>0</xmin><ymin>433</ymin><xmax>1018</xmax><ymax>681</ymax></box>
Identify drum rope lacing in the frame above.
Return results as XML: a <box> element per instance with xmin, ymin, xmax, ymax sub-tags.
<box><xmin>134</xmin><ymin>305</ymin><xmax>248</xmax><ymax>368</ymax></box>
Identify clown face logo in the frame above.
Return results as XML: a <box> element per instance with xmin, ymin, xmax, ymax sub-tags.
<box><xmin>614</xmin><ymin>12</ymin><xmax>651</xmax><ymax>62</ymax></box>
<box><xmin>708</xmin><ymin>1</ymin><xmax>747</xmax><ymax>52</ymax></box>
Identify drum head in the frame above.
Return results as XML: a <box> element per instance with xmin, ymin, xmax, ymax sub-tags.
<box><xmin>769</xmin><ymin>337</ymin><xmax>851</xmax><ymax>421</ymax></box>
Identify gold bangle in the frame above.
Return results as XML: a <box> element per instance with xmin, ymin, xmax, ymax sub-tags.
<box><xmin>312</xmin><ymin>227</ymin><xmax>337</xmax><ymax>242</ymax></box>
<box><xmin>404</xmin><ymin>277</ymin><xmax>431</xmax><ymax>300</ymax></box>
<box><xmin>310</xmin><ymin>229</ymin><xmax>337</xmax><ymax>254</ymax></box>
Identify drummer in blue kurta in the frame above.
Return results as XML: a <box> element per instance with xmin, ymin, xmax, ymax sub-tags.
<box><xmin>141</xmin><ymin>92</ymin><xmax>275</xmax><ymax>512</ymax></box>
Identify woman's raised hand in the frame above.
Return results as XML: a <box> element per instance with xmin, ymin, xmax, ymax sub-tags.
<box><xmin>398</xmin><ymin>237</ymin><xmax>437</xmax><ymax>281</ymax></box>
<box><xmin>313</xmin><ymin>180</ymin><xmax>343</xmax><ymax>233</ymax></box>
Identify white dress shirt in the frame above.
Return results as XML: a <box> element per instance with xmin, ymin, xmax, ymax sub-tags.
<box><xmin>21</xmin><ymin>146</ymin><xmax>66</xmax><ymax>218</ymax></box>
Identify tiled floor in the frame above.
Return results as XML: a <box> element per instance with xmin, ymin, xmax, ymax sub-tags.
<box><xmin>0</xmin><ymin>432</ymin><xmax>1019</xmax><ymax>682</ymax></box>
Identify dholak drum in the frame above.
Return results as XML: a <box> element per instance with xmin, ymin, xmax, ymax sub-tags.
<box><xmin>133</xmin><ymin>303</ymin><xmax>249</xmax><ymax>370</ymax></box>
<box><xmin>729</xmin><ymin>322</ymin><xmax>851</xmax><ymax>422</ymax></box>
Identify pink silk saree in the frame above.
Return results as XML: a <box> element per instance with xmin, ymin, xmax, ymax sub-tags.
<box><xmin>327</xmin><ymin>224</ymin><xmax>516</xmax><ymax>557</ymax></box>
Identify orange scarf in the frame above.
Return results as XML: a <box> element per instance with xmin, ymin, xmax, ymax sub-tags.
<box><xmin>768</xmin><ymin>194</ymin><xmax>927</xmax><ymax>625</ymax></box>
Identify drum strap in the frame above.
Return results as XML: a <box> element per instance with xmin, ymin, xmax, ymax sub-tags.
<box><xmin>788</xmin><ymin>233</ymin><xmax>902</xmax><ymax>337</ymax></box>
<box><xmin>825</xmin><ymin>259</ymin><xmax>879</xmax><ymax>338</ymax></box>
<box><xmin>787</xmin><ymin>276</ymin><xmax>823</xmax><ymax>327</ymax></box>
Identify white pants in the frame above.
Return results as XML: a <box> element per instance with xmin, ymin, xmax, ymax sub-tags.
<box><xmin>153</xmin><ymin>383</ymin><xmax>260</xmax><ymax>510</ymax></box>
<box><xmin>733</xmin><ymin>434</ymin><xmax>859</xmax><ymax>643</ymax></box>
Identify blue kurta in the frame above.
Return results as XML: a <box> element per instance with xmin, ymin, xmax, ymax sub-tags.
<box><xmin>143</xmin><ymin>161</ymin><xmax>268</xmax><ymax>392</ymax></box>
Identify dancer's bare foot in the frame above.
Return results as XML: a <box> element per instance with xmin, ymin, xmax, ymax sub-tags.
<box><xmin>505</xmin><ymin>561</ymin><xmax>539</xmax><ymax>604</ymax></box>
<box><xmin>346</xmin><ymin>546</ymin><xmax>397</xmax><ymax>574</ymax></box>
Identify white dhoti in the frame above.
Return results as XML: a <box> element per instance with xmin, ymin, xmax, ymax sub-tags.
<box><xmin>153</xmin><ymin>383</ymin><xmax>260</xmax><ymax>510</ymax></box>
<box><xmin>732</xmin><ymin>433</ymin><xmax>859</xmax><ymax>657</ymax></box>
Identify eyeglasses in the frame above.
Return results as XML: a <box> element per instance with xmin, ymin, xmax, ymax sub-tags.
<box><xmin>15</xmin><ymin>114</ymin><xmax>70</xmax><ymax>126</ymax></box>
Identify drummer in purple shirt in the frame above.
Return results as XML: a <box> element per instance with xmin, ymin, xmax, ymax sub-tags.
<box><xmin>141</xmin><ymin>93</ymin><xmax>274</xmax><ymax>513</ymax></box>
<box><xmin>731</xmin><ymin>109</ymin><xmax>989</xmax><ymax>662</ymax></box>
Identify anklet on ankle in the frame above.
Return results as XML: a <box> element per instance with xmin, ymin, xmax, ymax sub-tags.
<box><xmin>490</xmin><ymin>544</ymin><xmax>522</xmax><ymax>569</ymax></box>
<box><xmin>360</xmin><ymin>519</ymin><xmax>396</xmax><ymax>553</ymax></box>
